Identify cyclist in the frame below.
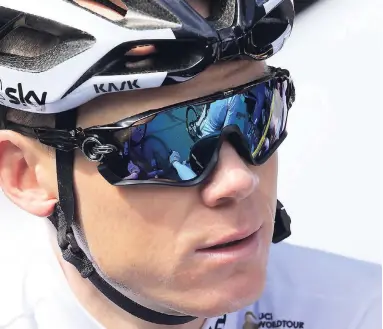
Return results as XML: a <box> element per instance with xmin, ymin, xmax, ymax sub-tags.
<box><xmin>197</xmin><ymin>95</ymin><xmax>248</xmax><ymax>137</ymax></box>
<box><xmin>0</xmin><ymin>1</ymin><xmax>380</xmax><ymax>329</ymax></box>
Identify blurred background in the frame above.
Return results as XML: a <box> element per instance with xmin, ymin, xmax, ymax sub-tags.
<box><xmin>270</xmin><ymin>0</ymin><xmax>381</xmax><ymax>263</ymax></box>
<box><xmin>0</xmin><ymin>0</ymin><xmax>381</xmax><ymax>263</ymax></box>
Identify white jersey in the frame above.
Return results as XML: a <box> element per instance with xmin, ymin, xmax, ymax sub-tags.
<box><xmin>0</xmin><ymin>218</ymin><xmax>381</xmax><ymax>329</ymax></box>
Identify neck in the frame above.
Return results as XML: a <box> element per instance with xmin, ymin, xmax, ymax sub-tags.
<box><xmin>50</xmin><ymin>236</ymin><xmax>205</xmax><ymax>329</ymax></box>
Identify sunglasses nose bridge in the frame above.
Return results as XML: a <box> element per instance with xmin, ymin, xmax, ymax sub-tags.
<box><xmin>187</xmin><ymin>127</ymin><xmax>252</xmax><ymax>182</ymax></box>
<box><xmin>220</xmin><ymin>125</ymin><xmax>254</xmax><ymax>163</ymax></box>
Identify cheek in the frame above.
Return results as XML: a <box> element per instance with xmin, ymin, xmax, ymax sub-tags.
<box><xmin>256</xmin><ymin>152</ymin><xmax>278</xmax><ymax>204</ymax></box>
<box><xmin>72</xmin><ymin>156</ymin><xmax>194</xmax><ymax>288</ymax></box>
<box><xmin>253</xmin><ymin>152</ymin><xmax>278</xmax><ymax>237</ymax></box>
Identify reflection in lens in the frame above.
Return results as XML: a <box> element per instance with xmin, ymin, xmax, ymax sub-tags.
<box><xmin>131</xmin><ymin>125</ymin><xmax>147</xmax><ymax>146</ymax></box>
<box><xmin>186</xmin><ymin>105</ymin><xmax>202</xmax><ymax>142</ymax></box>
<box><xmin>241</xmin><ymin>80</ymin><xmax>288</xmax><ymax>162</ymax></box>
<box><xmin>141</xmin><ymin>135</ymin><xmax>170</xmax><ymax>179</ymax></box>
<box><xmin>189</xmin><ymin>133</ymin><xmax>219</xmax><ymax>175</ymax></box>
<box><xmin>114</xmin><ymin>108</ymin><xmax>201</xmax><ymax>182</ymax></box>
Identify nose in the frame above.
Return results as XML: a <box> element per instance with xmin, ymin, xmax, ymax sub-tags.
<box><xmin>200</xmin><ymin>142</ymin><xmax>258</xmax><ymax>207</ymax></box>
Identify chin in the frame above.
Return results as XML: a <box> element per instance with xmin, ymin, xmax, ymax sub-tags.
<box><xmin>207</xmin><ymin>270</ymin><xmax>266</xmax><ymax>317</ymax></box>
<box><xmin>168</xmin><ymin>264</ymin><xmax>267</xmax><ymax>318</ymax></box>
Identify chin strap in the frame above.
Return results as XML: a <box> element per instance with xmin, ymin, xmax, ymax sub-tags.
<box><xmin>48</xmin><ymin>110</ymin><xmax>197</xmax><ymax>325</ymax></box>
<box><xmin>48</xmin><ymin>111</ymin><xmax>291</xmax><ymax>326</ymax></box>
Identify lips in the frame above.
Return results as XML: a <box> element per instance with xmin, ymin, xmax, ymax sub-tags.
<box><xmin>197</xmin><ymin>230</ymin><xmax>256</xmax><ymax>251</ymax></box>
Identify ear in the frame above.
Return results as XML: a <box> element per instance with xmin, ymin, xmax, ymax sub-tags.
<box><xmin>0</xmin><ymin>130</ymin><xmax>58</xmax><ymax>217</ymax></box>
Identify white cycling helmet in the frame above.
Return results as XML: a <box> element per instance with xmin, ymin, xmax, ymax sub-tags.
<box><xmin>0</xmin><ymin>0</ymin><xmax>293</xmax><ymax>114</ymax></box>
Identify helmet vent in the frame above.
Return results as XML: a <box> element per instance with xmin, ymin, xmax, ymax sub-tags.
<box><xmin>0</xmin><ymin>27</ymin><xmax>59</xmax><ymax>57</ymax></box>
<box><xmin>208</xmin><ymin>0</ymin><xmax>236</xmax><ymax>30</ymax></box>
<box><xmin>0</xmin><ymin>7</ymin><xmax>95</xmax><ymax>72</ymax></box>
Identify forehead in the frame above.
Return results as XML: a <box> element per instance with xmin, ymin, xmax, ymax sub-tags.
<box><xmin>77</xmin><ymin>60</ymin><xmax>267</xmax><ymax>127</ymax></box>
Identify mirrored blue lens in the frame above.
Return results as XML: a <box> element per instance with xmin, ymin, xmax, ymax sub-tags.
<box><xmin>108</xmin><ymin>78</ymin><xmax>289</xmax><ymax>183</ymax></box>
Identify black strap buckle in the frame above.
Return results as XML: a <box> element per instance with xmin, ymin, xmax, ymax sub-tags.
<box><xmin>272</xmin><ymin>200</ymin><xmax>292</xmax><ymax>243</ymax></box>
<box><xmin>66</xmin><ymin>232</ymin><xmax>80</xmax><ymax>253</ymax></box>
<box><xmin>58</xmin><ymin>229</ymin><xmax>94</xmax><ymax>278</ymax></box>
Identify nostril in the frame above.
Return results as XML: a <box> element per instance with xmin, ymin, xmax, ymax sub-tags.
<box><xmin>215</xmin><ymin>197</ymin><xmax>233</xmax><ymax>206</ymax></box>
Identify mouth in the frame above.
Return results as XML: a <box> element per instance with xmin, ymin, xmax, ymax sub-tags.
<box><xmin>195</xmin><ymin>226</ymin><xmax>264</xmax><ymax>263</ymax></box>
<box><xmin>197</xmin><ymin>230</ymin><xmax>257</xmax><ymax>251</ymax></box>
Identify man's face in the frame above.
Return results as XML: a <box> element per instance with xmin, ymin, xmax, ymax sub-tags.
<box><xmin>58</xmin><ymin>0</ymin><xmax>277</xmax><ymax>318</ymax></box>
<box><xmin>72</xmin><ymin>70</ymin><xmax>277</xmax><ymax>317</ymax></box>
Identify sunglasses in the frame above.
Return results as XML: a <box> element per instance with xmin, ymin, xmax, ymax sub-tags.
<box><xmin>7</xmin><ymin>66</ymin><xmax>295</xmax><ymax>186</ymax></box>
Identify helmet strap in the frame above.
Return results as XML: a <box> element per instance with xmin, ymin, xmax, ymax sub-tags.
<box><xmin>48</xmin><ymin>109</ymin><xmax>197</xmax><ymax>325</ymax></box>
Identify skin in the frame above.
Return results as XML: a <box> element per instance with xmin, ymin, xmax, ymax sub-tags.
<box><xmin>0</xmin><ymin>1</ymin><xmax>279</xmax><ymax>329</ymax></box>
